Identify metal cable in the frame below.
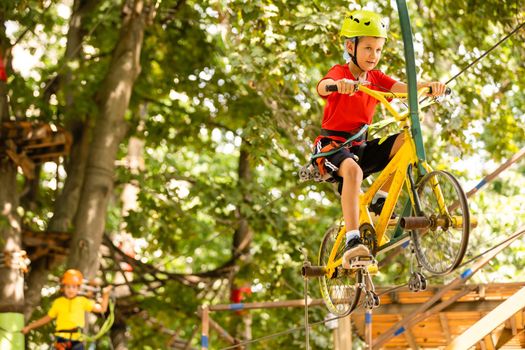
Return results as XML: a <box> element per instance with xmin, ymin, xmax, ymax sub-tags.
<box><xmin>444</xmin><ymin>21</ymin><xmax>525</xmax><ymax>85</ymax></box>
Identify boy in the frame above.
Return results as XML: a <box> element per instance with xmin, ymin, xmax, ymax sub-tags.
<box><xmin>314</xmin><ymin>10</ymin><xmax>447</xmax><ymax>268</ymax></box>
<box><xmin>22</xmin><ymin>269</ymin><xmax>112</xmax><ymax>350</ymax></box>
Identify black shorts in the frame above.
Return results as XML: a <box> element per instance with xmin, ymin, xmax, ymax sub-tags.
<box><xmin>317</xmin><ymin>133</ymin><xmax>399</xmax><ymax>180</ymax></box>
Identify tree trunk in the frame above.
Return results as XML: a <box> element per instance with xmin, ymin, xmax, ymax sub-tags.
<box><xmin>68</xmin><ymin>0</ymin><xmax>147</xmax><ymax>278</ymax></box>
<box><xmin>232</xmin><ymin>143</ymin><xmax>254</xmax><ymax>259</ymax></box>
<box><xmin>0</xmin><ymin>33</ymin><xmax>24</xmax><ymax>348</ymax></box>
<box><xmin>24</xmin><ymin>0</ymin><xmax>99</xmax><ymax>320</ymax></box>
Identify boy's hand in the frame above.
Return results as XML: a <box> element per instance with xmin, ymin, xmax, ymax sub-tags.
<box><xmin>102</xmin><ymin>285</ymin><xmax>113</xmax><ymax>295</ymax></box>
<box><xmin>424</xmin><ymin>82</ymin><xmax>447</xmax><ymax>97</ymax></box>
<box><xmin>336</xmin><ymin>78</ymin><xmax>360</xmax><ymax>96</ymax></box>
<box><xmin>21</xmin><ymin>326</ymin><xmax>30</xmax><ymax>334</ymax></box>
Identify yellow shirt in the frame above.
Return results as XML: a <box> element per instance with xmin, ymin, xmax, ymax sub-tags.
<box><xmin>48</xmin><ymin>296</ymin><xmax>94</xmax><ymax>340</ymax></box>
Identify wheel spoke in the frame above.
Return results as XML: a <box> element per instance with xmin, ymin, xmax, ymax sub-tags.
<box><xmin>412</xmin><ymin>171</ymin><xmax>470</xmax><ymax>275</ymax></box>
<box><xmin>319</xmin><ymin>225</ymin><xmax>361</xmax><ymax>315</ymax></box>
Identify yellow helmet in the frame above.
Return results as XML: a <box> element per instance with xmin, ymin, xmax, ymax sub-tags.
<box><xmin>340</xmin><ymin>10</ymin><xmax>388</xmax><ymax>39</ymax></box>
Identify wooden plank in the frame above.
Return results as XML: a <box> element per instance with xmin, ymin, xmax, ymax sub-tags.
<box><xmin>479</xmin><ymin>339</ymin><xmax>486</xmax><ymax>350</ymax></box>
<box><xmin>510</xmin><ymin>315</ymin><xmax>517</xmax><ymax>335</ymax></box>
<box><xmin>397</xmin><ymin>315</ymin><xmax>419</xmax><ymax>349</ymax></box>
<box><xmin>23</xmin><ymin>139</ymin><xmax>66</xmax><ymax>149</ymax></box>
<box><xmin>334</xmin><ymin>314</ymin><xmax>352</xmax><ymax>350</ymax></box>
<box><xmin>439</xmin><ymin>313</ymin><xmax>452</xmax><ymax>343</ymax></box>
<box><xmin>206</xmin><ymin>314</ymin><xmax>237</xmax><ymax>345</ymax></box>
<box><xmin>519</xmin><ymin>331</ymin><xmax>525</xmax><ymax>347</ymax></box>
<box><xmin>516</xmin><ymin>309</ymin><xmax>524</xmax><ymax>330</ymax></box>
<box><xmin>495</xmin><ymin>328</ymin><xmax>514</xmax><ymax>349</ymax></box>
<box><xmin>374</xmin><ymin>227</ymin><xmax>525</xmax><ymax>349</ymax></box>
<box><xmin>447</xmin><ymin>287</ymin><xmax>525</xmax><ymax>349</ymax></box>
<box><xmin>484</xmin><ymin>334</ymin><xmax>495</xmax><ymax>350</ymax></box>
<box><xmin>353</xmin><ymin>299</ymin><xmax>503</xmax><ymax>316</ymax></box>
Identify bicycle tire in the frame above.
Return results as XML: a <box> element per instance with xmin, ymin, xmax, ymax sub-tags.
<box><xmin>412</xmin><ymin>170</ymin><xmax>470</xmax><ymax>275</ymax></box>
<box><xmin>318</xmin><ymin>225</ymin><xmax>361</xmax><ymax>316</ymax></box>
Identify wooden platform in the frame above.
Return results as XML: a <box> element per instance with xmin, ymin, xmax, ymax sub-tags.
<box><xmin>22</xmin><ymin>230</ymin><xmax>70</xmax><ymax>263</ymax></box>
<box><xmin>353</xmin><ymin>282</ymin><xmax>525</xmax><ymax>349</ymax></box>
<box><xmin>1</xmin><ymin>121</ymin><xmax>71</xmax><ymax>178</ymax></box>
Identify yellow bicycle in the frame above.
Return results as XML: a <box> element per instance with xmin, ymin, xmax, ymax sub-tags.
<box><xmin>301</xmin><ymin>83</ymin><xmax>471</xmax><ymax>316</ymax></box>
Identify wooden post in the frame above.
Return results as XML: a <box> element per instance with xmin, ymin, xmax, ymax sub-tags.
<box><xmin>373</xmin><ymin>226</ymin><xmax>525</xmax><ymax>349</ymax></box>
<box><xmin>201</xmin><ymin>306</ymin><xmax>209</xmax><ymax>350</ymax></box>
<box><xmin>334</xmin><ymin>314</ymin><xmax>352</xmax><ymax>349</ymax></box>
<box><xmin>365</xmin><ymin>310</ymin><xmax>372</xmax><ymax>349</ymax></box>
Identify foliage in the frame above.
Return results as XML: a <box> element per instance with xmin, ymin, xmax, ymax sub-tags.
<box><xmin>2</xmin><ymin>0</ymin><xmax>524</xmax><ymax>348</ymax></box>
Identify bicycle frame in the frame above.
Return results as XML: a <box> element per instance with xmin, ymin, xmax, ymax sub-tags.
<box><xmin>324</xmin><ymin>85</ymin><xmax>442</xmax><ymax>274</ymax></box>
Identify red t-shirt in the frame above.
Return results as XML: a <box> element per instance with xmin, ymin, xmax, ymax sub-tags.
<box><xmin>318</xmin><ymin>64</ymin><xmax>397</xmax><ymax>133</ymax></box>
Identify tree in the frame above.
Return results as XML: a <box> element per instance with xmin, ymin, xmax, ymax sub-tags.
<box><xmin>1</xmin><ymin>0</ymin><xmax>524</xmax><ymax>348</ymax></box>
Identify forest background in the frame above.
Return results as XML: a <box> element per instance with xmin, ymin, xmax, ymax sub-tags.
<box><xmin>0</xmin><ymin>0</ymin><xmax>524</xmax><ymax>348</ymax></box>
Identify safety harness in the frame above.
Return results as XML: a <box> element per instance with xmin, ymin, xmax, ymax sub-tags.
<box><xmin>310</xmin><ymin>124</ymin><xmax>369</xmax><ymax>177</ymax></box>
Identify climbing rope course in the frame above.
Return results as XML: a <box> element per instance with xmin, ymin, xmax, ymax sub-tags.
<box><xmin>203</xmin><ymin>223</ymin><xmax>525</xmax><ymax>350</ymax></box>
<box><xmin>198</xmin><ymin>14</ymin><xmax>525</xmax><ymax>350</ymax></box>
<box><xmin>2</xmin><ymin>1</ymin><xmax>524</xmax><ymax>350</ymax></box>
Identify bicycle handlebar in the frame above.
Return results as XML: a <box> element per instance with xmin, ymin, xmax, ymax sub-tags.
<box><xmin>325</xmin><ymin>83</ymin><xmax>451</xmax><ymax>96</ymax></box>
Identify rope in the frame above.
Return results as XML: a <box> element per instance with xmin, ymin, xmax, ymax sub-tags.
<box><xmin>82</xmin><ymin>299</ymin><xmax>115</xmax><ymax>343</ymax></box>
<box><xmin>456</xmin><ymin>228</ymin><xmax>525</xmax><ymax>270</ymax></box>
<box><xmin>0</xmin><ymin>250</ymin><xmax>31</xmax><ymax>273</ymax></box>
<box><xmin>445</xmin><ymin>21</ymin><xmax>525</xmax><ymax>85</ymax></box>
<box><xmin>218</xmin><ymin>225</ymin><xmax>525</xmax><ymax>349</ymax></box>
<box><xmin>419</xmin><ymin>21</ymin><xmax>525</xmax><ymax>104</ymax></box>
<box><xmin>223</xmin><ymin>19</ymin><xmax>525</xmax><ymax>350</ymax></box>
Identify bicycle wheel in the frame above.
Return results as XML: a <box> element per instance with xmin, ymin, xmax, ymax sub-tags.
<box><xmin>318</xmin><ymin>225</ymin><xmax>361</xmax><ymax>316</ymax></box>
<box><xmin>412</xmin><ymin>170</ymin><xmax>470</xmax><ymax>275</ymax></box>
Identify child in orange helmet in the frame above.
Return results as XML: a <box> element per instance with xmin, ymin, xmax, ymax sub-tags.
<box><xmin>22</xmin><ymin>269</ymin><xmax>112</xmax><ymax>350</ymax></box>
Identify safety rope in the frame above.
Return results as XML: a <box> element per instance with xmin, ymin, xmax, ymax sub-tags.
<box><xmin>81</xmin><ymin>298</ymin><xmax>116</xmax><ymax>343</ymax></box>
<box><xmin>218</xmin><ymin>225</ymin><xmax>525</xmax><ymax>349</ymax></box>
<box><xmin>419</xmin><ymin>20</ymin><xmax>525</xmax><ymax>105</ymax></box>
<box><xmin>0</xmin><ymin>250</ymin><xmax>31</xmax><ymax>273</ymax></box>
<box><xmin>445</xmin><ymin>21</ymin><xmax>525</xmax><ymax>85</ymax></box>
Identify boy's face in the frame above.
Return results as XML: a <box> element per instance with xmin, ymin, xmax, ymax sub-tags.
<box><xmin>347</xmin><ymin>36</ymin><xmax>386</xmax><ymax>71</ymax></box>
<box><xmin>63</xmin><ymin>284</ymin><xmax>80</xmax><ymax>298</ymax></box>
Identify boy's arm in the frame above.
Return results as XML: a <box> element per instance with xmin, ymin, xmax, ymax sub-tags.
<box><xmin>391</xmin><ymin>81</ymin><xmax>447</xmax><ymax>96</ymax></box>
<box><xmin>92</xmin><ymin>285</ymin><xmax>113</xmax><ymax>314</ymax></box>
<box><xmin>21</xmin><ymin>315</ymin><xmax>53</xmax><ymax>334</ymax></box>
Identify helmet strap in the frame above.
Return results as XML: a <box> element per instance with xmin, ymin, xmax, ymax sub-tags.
<box><xmin>348</xmin><ymin>38</ymin><xmax>365</xmax><ymax>74</ymax></box>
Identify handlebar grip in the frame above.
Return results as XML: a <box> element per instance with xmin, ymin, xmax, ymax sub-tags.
<box><xmin>325</xmin><ymin>84</ymin><xmax>338</xmax><ymax>92</ymax></box>
<box><xmin>428</xmin><ymin>86</ymin><xmax>452</xmax><ymax>95</ymax></box>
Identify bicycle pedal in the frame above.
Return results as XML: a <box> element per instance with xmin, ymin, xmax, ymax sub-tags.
<box><xmin>349</xmin><ymin>255</ymin><xmax>376</xmax><ymax>269</ymax></box>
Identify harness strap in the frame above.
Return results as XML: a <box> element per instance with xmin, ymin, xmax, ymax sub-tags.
<box><xmin>321</xmin><ymin>128</ymin><xmax>356</xmax><ymax>139</ymax></box>
<box><xmin>311</xmin><ymin>124</ymin><xmax>369</xmax><ymax>160</ymax></box>
<box><xmin>55</xmin><ymin>328</ymin><xmax>81</xmax><ymax>334</ymax></box>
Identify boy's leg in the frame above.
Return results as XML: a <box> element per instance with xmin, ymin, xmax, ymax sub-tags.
<box><xmin>361</xmin><ymin>133</ymin><xmax>405</xmax><ymax>215</ymax></box>
<box><xmin>337</xmin><ymin>158</ymin><xmax>370</xmax><ymax>267</ymax></box>
<box><xmin>71</xmin><ymin>341</ymin><xmax>84</xmax><ymax>350</ymax></box>
<box><xmin>338</xmin><ymin>158</ymin><xmax>362</xmax><ymax>232</ymax></box>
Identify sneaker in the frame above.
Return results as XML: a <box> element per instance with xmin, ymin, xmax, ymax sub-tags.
<box><xmin>369</xmin><ymin>197</ymin><xmax>397</xmax><ymax>219</ymax></box>
<box><xmin>342</xmin><ymin>237</ymin><xmax>370</xmax><ymax>269</ymax></box>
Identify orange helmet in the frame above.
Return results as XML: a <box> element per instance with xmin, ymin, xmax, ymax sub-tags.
<box><xmin>62</xmin><ymin>269</ymin><xmax>83</xmax><ymax>286</ymax></box>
